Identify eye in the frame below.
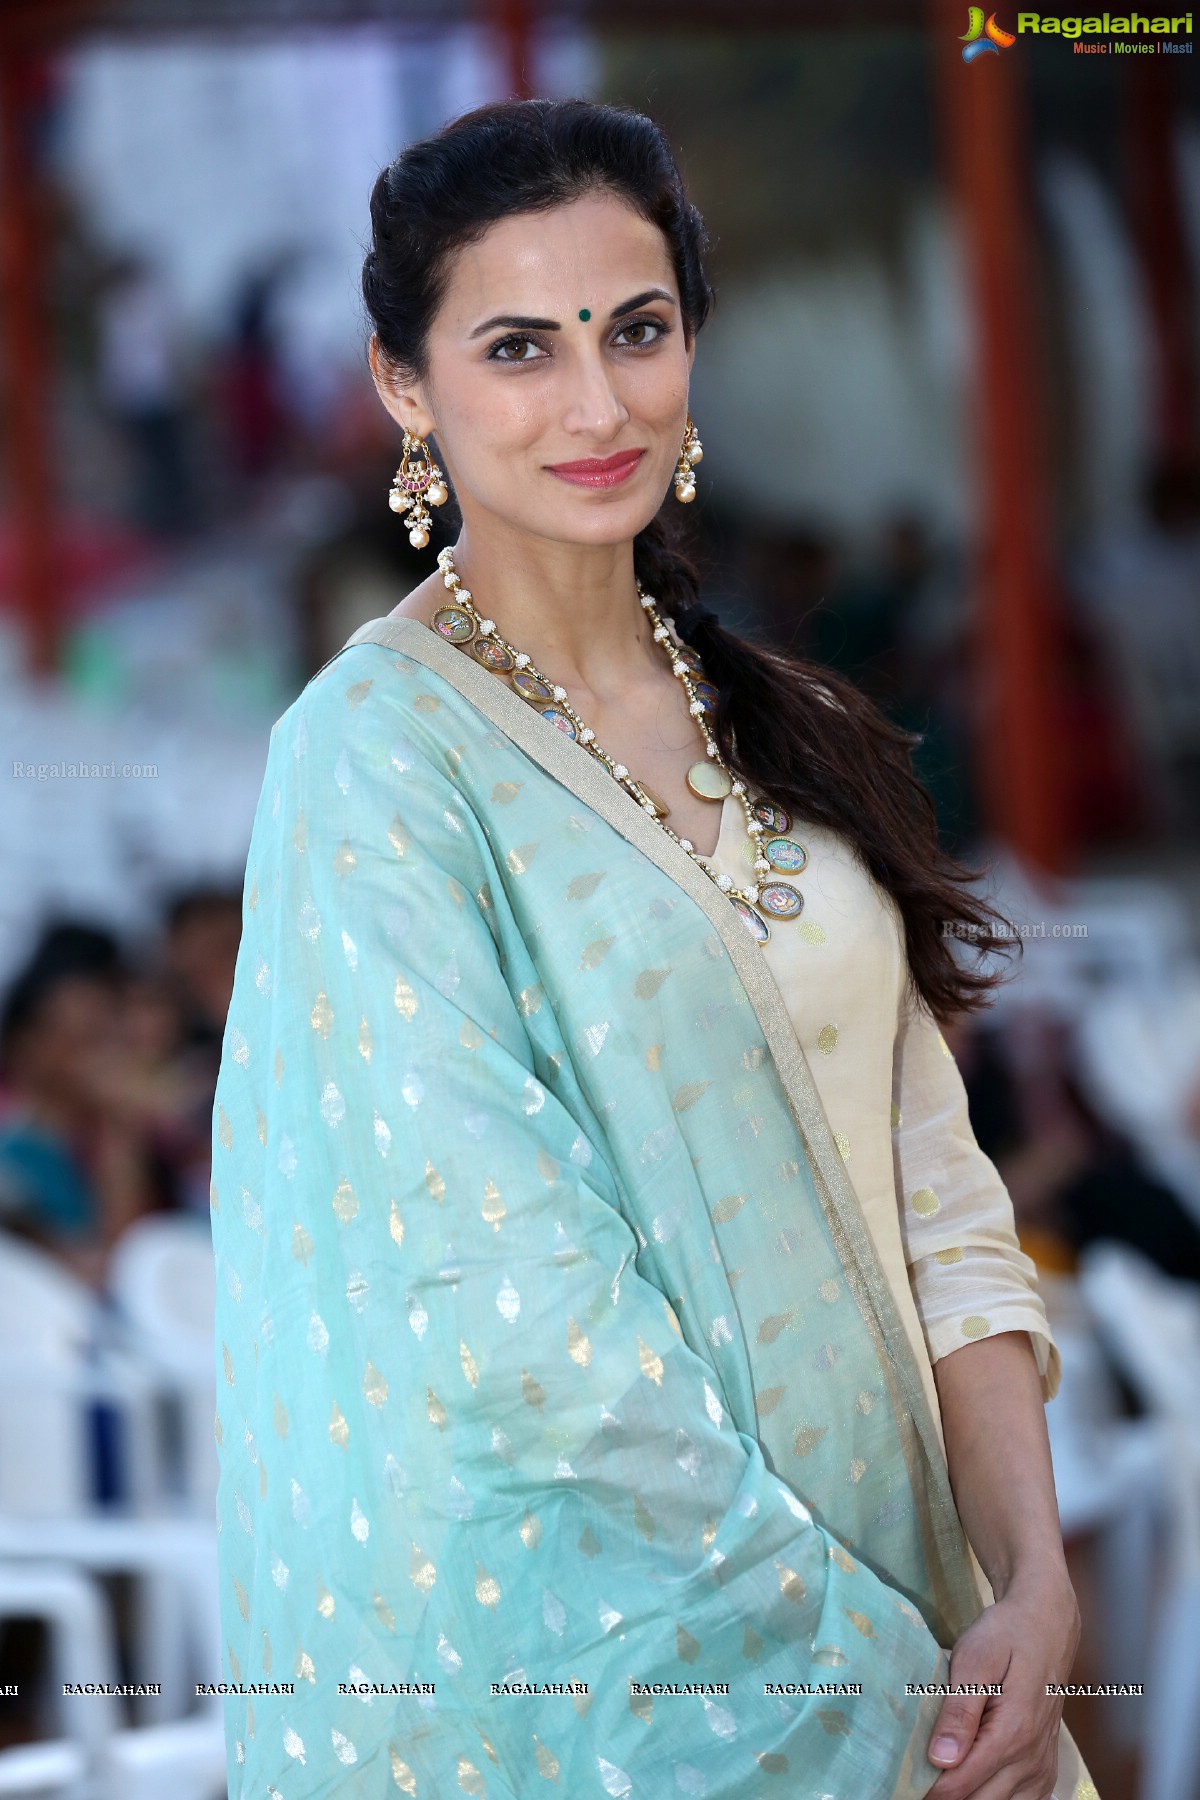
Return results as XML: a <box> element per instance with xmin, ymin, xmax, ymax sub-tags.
<box><xmin>615</xmin><ymin>318</ymin><xmax>668</xmax><ymax>347</ymax></box>
<box><xmin>487</xmin><ymin>334</ymin><xmax>546</xmax><ymax>363</ymax></box>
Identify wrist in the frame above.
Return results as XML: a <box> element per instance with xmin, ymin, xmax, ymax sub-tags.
<box><xmin>987</xmin><ymin>1548</ymin><xmax>1074</xmax><ymax>1605</ymax></box>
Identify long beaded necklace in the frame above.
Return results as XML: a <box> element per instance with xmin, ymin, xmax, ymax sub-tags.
<box><xmin>429</xmin><ymin>544</ymin><xmax>808</xmax><ymax>943</ymax></box>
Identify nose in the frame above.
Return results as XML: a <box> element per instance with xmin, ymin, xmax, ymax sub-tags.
<box><xmin>561</xmin><ymin>342</ymin><xmax>630</xmax><ymax>441</ymax></box>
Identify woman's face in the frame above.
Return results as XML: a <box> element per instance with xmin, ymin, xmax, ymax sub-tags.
<box><xmin>372</xmin><ymin>189</ymin><xmax>695</xmax><ymax>549</ymax></box>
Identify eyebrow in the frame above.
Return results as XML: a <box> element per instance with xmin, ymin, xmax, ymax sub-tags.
<box><xmin>468</xmin><ymin>288</ymin><xmax>676</xmax><ymax>340</ymax></box>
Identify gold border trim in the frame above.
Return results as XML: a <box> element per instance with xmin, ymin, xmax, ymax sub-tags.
<box><xmin>337</xmin><ymin>612</ymin><xmax>983</xmax><ymax>1637</ymax></box>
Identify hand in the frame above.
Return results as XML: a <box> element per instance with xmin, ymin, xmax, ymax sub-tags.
<box><xmin>925</xmin><ymin>1566</ymin><xmax>1081</xmax><ymax>1800</ymax></box>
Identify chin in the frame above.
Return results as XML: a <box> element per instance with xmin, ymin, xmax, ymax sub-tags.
<box><xmin>548</xmin><ymin>499</ymin><xmax>663</xmax><ymax>545</ymax></box>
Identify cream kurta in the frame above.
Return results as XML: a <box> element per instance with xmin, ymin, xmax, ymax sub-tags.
<box><xmin>705</xmin><ymin>793</ymin><xmax>1061</xmax><ymax>1462</ymax></box>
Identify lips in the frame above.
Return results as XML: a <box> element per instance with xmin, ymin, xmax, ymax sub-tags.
<box><xmin>546</xmin><ymin>448</ymin><xmax>646</xmax><ymax>487</ymax></box>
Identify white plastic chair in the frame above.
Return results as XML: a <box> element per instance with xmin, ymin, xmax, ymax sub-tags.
<box><xmin>1037</xmin><ymin>1269</ymin><xmax>1167</xmax><ymax>1742</ymax></box>
<box><xmin>1074</xmin><ymin>975</ymin><xmax>1200</xmax><ymax>1231</ymax></box>
<box><xmin>0</xmin><ymin>1742</ymin><xmax>87</xmax><ymax>1799</ymax></box>
<box><xmin>0</xmin><ymin>1226</ymin><xmax>225</xmax><ymax>1789</ymax></box>
<box><xmin>1077</xmin><ymin>1244</ymin><xmax>1200</xmax><ymax>1800</ymax></box>
<box><xmin>981</xmin><ymin>868</ymin><xmax>1196</xmax><ymax>1026</ymax></box>
<box><xmin>1042</xmin><ymin>1312</ymin><xmax>1165</xmax><ymax>1758</ymax></box>
<box><xmin>0</xmin><ymin>1233</ymin><xmax>158</xmax><ymax>1517</ymax></box>
<box><xmin>0</xmin><ymin>1558</ymin><xmax>121</xmax><ymax>1798</ymax></box>
<box><xmin>0</xmin><ymin>1516</ymin><xmax>224</xmax><ymax>1777</ymax></box>
<box><xmin>106</xmin><ymin>1217</ymin><xmax>217</xmax><ymax>1514</ymax></box>
<box><xmin>97</xmin><ymin>1711</ymin><xmax>226</xmax><ymax>1800</ymax></box>
<box><xmin>87</xmin><ymin>1518</ymin><xmax>226</xmax><ymax>1800</ymax></box>
<box><xmin>0</xmin><ymin>1517</ymin><xmax>220</xmax><ymax>1705</ymax></box>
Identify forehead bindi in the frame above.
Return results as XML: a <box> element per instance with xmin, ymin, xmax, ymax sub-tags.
<box><xmin>440</xmin><ymin>195</ymin><xmax>677</xmax><ymax>336</ymax></box>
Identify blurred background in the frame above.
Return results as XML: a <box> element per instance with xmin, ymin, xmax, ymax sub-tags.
<box><xmin>0</xmin><ymin>2</ymin><xmax>1198</xmax><ymax>1796</ymax></box>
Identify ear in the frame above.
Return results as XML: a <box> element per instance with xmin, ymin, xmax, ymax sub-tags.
<box><xmin>685</xmin><ymin>333</ymin><xmax>697</xmax><ymax>376</ymax></box>
<box><xmin>368</xmin><ymin>334</ymin><xmax>435</xmax><ymax>440</ymax></box>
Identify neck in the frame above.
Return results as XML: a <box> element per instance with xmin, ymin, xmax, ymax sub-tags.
<box><xmin>446</xmin><ymin>514</ymin><xmax>660</xmax><ymax>701</ymax></box>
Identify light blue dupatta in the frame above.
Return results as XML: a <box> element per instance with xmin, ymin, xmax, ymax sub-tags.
<box><xmin>210</xmin><ymin>617</ymin><xmax>1094</xmax><ymax>1800</ymax></box>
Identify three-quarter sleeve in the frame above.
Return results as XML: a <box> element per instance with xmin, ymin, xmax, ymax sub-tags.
<box><xmin>890</xmin><ymin>985</ymin><xmax>1061</xmax><ymax>1402</ymax></box>
<box><xmin>212</xmin><ymin>669</ymin><xmax>958</xmax><ymax>1799</ymax></box>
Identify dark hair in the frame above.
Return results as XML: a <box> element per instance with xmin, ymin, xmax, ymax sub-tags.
<box><xmin>164</xmin><ymin>882</ymin><xmax>243</xmax><ymax>935</ymax></box>
<box><xmin>361</xmin><ymin>96</ymin><xmax>1018</xmax><ymax>1023</ymax></box>
<box><xmin>0</xmin><ymin>919</ymin><xmax>126</xmax><ymax>1077</ymax></box>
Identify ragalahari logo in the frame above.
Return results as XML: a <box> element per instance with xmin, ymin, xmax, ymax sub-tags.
<box><xmin>961</xmin><ymin>6</ymin><xmax>1017</xmax><ymax>58</ymax></box>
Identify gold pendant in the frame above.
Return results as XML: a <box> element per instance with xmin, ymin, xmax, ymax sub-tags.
<box><xmin>636</xmin><ymin>781</ymin><xmax>670</xmax><ymax>818</ymax></box>
<box><xmin>686</xmin><ymin>760</ymin><xmax>732</xmax><ymax>801</ymax></box>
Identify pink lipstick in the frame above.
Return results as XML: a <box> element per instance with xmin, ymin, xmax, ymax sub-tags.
<box><xmin>546</xmin><ymin>448</ymin><xmax>646</xmax><ymax>488</ymax></box>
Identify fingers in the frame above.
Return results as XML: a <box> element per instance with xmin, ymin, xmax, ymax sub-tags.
<box><xmin>928</xmin><ymin>1687</ymin><xmax>992</xmax><ymax>1771</ymax></box>
<box><xmin>927</xmin><ymin>1628</ymin><xmax>1010</xmax><ymax>1776</ymax></box>
<box><xmin>935</xmin><ymin>1749</ymin><xmax>1057</xmax><ymax>1800</ymax></box>
<box><xmin>926</xmin><ymin>1711</ymin><xmax>1059</xmax><ymax>1800</ymax></box>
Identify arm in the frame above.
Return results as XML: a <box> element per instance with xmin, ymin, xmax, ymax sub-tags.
<box><xmin>891</xmin><ymin>991</ymin><xmax>1078</xmax><ymax>1797</ymax></box>
<box><xmin>923</xmin><ymin>1334</ymin><xmax>1080</xmax><ymax>1799</ymax></box>
<box><xmin>934</xmin><ymin>1331</ymin><xmax>1071</xmax><ymax>1602</ymax></box>
<box><xmin>212</xmin><ymin>665</ymin><xmax>958</xmax><ymax>1800</ymax></box>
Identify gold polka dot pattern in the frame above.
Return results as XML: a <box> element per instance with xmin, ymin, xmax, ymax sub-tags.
<box><xmin>210</xmin><ymin>642</ymin><xmax>991</xmax><ymax>1796</ymax></box>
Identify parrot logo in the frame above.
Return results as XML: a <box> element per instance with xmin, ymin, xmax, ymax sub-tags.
<box><xmin>961</xmin><ymin>7</ymin><xmax>1016</xmax><ymax>58</ymax></box>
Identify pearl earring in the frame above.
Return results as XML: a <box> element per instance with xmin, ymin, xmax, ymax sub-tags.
<box><xmin>388</xmin><ymin>428</ymin><xmax>448</xmax><ymax>548</ymax></box>
<box><xmin>674</xmin><ymin>411</ymin><xmax>703</xmax><ymax>503</ymax></box>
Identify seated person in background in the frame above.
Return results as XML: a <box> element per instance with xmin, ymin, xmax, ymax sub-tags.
<box><xmin>947</xmin><ymin>1006</ymin><xmax>1200</xmax><ymax>1287</ymax></box>
<box><xmin>0</xmin><ymin>921</ymin><xmax>210</xmax><ymax>1284</ymax></box>
<box><xmin>162</xmin><ymin>884</ymin><xmax>242</xmax><ymax>1070</ymax></box>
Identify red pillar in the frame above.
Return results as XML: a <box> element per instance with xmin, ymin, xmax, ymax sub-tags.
<box><xmin>1123</xmin><ymin>58</ymin><xmax>1199</xmax><ymax>465</ymax></box>
<box><xmin>0</xmin><ymin>43</ymin><xmax>60</xmax><ymax>678</ymax></box>
<box><xmin>487</xmin><ymin>0</ymin><xmax>536</xmax><ymax>101</ymax></box>
<box><xmin>930</xmin><ymin>1</ymin><xmax>1072</xmax><ymax>879</ymax></box>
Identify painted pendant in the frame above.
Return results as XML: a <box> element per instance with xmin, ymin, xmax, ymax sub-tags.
<box><xmin>432</xmin><ymin>604</ymin><xmax>475</xmax><ymax>644</ymax></box>
<box><xmin>764</xmin><ymin>835</ymin><xmax>808</xmax><ymax>873</ymax></box>
<box><xmin>732</xmin><ymin>898</ymin><xmax>770</xmax><ymax>943</ymax></box>
<box><xmin>510</xmin><ymin>669</ymin><xmax>552</xmax><ymax>702</ymax></box>
<box><xmin>675</xmin><ymin>645</ymin><xmax>704</xmax><ymax>674</ymax></box>
<box><xmin>693</xmin><ymin>680</ymin><xmax>720</xmax><ymax>714</ymax></box>
<box><xmin>686</xmin><ymin>760</ymin><xmax>732</xmax><ymax>801</ymax></box>
<box><xmin>753</xmin><ymin>799</ymin><xmax>791</xmax><ymax>834</ymax></box>
<box><xmin>471</xmin><ymin>637</ymin><xmax>515</xmax><ymax>672</ymax></box>
<box><xmin>538</xmin><ymin>706</ymin><xmax>577</xmax><ymax>738</ymax></box>
<box><xmin>758</xmin><ymin>880</ymin><xmax>804</xmax><ymax>919</ymax></box>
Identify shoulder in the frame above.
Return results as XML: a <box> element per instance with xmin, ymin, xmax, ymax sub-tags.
<box><xmin>257</xmin><ymin>641</ymin><xmax>498</xmax><ymax>876</ymax></box>
<box><xmin>274</xmin><ymin>640</ymin><xmax>412</xmax><ymax>743</ymax></box>
<box><xmin>270</xmin><ymin>639</ymin><xmax>476</xmax><ymax>777</ymax></box>
<box><xmin>245</xmin><ymin>644</ymin><xmax>450</xmax><ymax>867</ymax></box>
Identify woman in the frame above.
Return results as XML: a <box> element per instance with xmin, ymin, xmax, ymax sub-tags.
<box><xmin>211</xmin><ymin>99</ymin><xmax>1099</xmax><ymax>1799</ymax></box>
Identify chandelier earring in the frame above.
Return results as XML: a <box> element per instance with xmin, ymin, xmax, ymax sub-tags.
<box><xmin>388</xmin><ymin>427</ymin><xmax>448</xmax><ymax>548</ymax></box>
<box><xmin>674</xmin><ymin>411</ymin><xmax>703</xmax><ymax>504</ymax></box>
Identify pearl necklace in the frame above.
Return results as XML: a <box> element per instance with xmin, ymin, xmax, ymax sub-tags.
<box><xmin>429</xmin><ymin>544</ymin><xmax>808</xmax><ymax>942</ymax></box>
